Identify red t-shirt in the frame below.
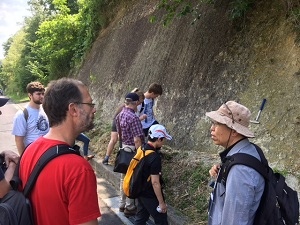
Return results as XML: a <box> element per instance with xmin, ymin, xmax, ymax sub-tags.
<box><xmin>20</xmin><ymin>137</ymin><xmax>101</xmax><ymax>225</ymax></box>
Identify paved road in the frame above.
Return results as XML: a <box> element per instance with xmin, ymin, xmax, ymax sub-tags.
<box><xmin>0</xmin><ymin>99</ymin><xmax>25</xmax><ymax>154</ymax></box>
<box><xmin>0</xmin><ymin>99</ymin><xmax>128</xmax><ymax>225</ymax></box>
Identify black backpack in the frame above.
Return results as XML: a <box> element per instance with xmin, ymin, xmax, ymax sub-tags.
<box><xmin>0</xmin><ymin>145</ymin><xmax>80</xmax><ymax>225</ymax></box>
<box><xmin>220</xmin><ymin>143</ymin><xmax>299</xmax><ymax>225</ymax></box>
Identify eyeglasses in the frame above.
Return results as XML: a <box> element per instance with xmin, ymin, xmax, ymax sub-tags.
<box><xmin>223</xmin><ymin>103</ymin><xmax>234</xmax><ymax>124</ymax></box>
<box><xmin>75</xmin><ymin>102</ymin><xmax>96</xmax><ymax>108</ymax></box>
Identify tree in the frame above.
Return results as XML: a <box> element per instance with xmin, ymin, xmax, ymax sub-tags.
<box><xmin>33</xmin><ymin>14</ymin><xmax>80</xmax><ymax>79</ymax></box>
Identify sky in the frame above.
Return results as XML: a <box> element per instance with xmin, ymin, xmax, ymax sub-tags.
<box><xmin>0</xmin><ymin>0</ymin><xmax>31</xmax><ymax>59</ymax></box>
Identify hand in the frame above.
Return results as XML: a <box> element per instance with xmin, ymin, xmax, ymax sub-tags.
<box><xmin>139</xmin><ymin>114</ymin><xmax>147</xmax><ymax>121</ymax></box>
<box><xmin>209</xmin><ymin>164</ymin><xmax>220</xmax><ymax>179</ymax></box>
<box><xmin>159</xmin><ymin>202</ymin><xmax>168</xmax><ymax>214</ymax></box>
<box><xmin>2</xmin><ymin>150</ymin><xmax>19</xmax><ymax>166</ymax></box>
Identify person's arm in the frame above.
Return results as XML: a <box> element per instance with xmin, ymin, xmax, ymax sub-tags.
<box><xmin>0</xmin><ymin>150</ymin><xmax>19</xmax><ymax>198</ymax></box>
<box><xmin>139</xmin><ymin>114</ymin><xmax>147</xmax><ymax>121</ymax></box>
<box><xmin>3</xmin><ymin>150</ymin><xmax>19</xmax><ymax>183</ymax></box>
<box><xmin>3</xmin><ymin>150</ymin><xmax>19</xmax><ymax>165</ymax></box>
<box><xmin>0</xmin><ymin>178</ymin><xmax>10</xmax><ymax>198</ymax></box>
<box><xmin>133</xmin><ymin>136</ymin><xmax>142</xmax><ymax>150</ymax></box>
<box><xmin>15</xmin><ymin>136</ymin><xmax>25</xmax><ymax>155</ymax></box>
<box><xmin>0</xmin><ymin>161</ymin><xmax>17</xmax><ymax>197</ymax></box>
<box><xmin>151</xmin><ymin>174</ymin><xmax>167</xmax><ymax>213</ymax></box>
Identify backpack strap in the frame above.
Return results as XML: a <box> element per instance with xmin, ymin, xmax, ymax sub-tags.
<box><xmin>219</xmin><ymin>144</ymin><xmax>270</xmax><ymax>185</ymax></box>
<box><xmin>139</xmin><ymin>102</ymin><xmax>145</xmax><ymax>114</ymax></box>
<box><xmin>141</xmin><ymin>145</ymin><xmax>155</xmax><ymax>156</ymax></box>
<box><xmin>23</xmin><ymin>108</ymin><xmax>29</xmax><ymax>122</ymax></box>
<box><xmin>10</xmin><ymin>144</ymin><xmax>80</xmax><ymax>197</ymax></box>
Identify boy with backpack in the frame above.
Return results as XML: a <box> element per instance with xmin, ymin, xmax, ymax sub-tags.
<box><xmin>12</xmin><ymin>81</ymin><xmax>49</xmax><ymax>155</ymax></box>
<box><xmin>134</xmin><ymin>124</ymin><xmax>172</xmax><ymax>225</ymax></box>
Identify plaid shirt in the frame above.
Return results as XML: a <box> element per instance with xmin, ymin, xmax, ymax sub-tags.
<box><xmin>116</xmin><ymin>107</ymin><xmax>144</xmax><ymax>146</ymax></box>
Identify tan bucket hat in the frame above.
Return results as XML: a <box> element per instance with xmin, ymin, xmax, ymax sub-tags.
<box><xmin>205</xmin><ymin>101</ymin><xmax>255</xmax><ymax>138</ymax></box>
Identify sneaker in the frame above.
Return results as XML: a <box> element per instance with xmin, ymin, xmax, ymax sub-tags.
<box><xmin>124</xmin><ymin>208</ymin><xmax>137</xmax><ymax>217</ymax></box>
<box><xmin>102</xmin><ymin>156</ymin><xmax>109</xmax><ymax>165</ymax></box>
<box><xmin>119</xmin><ymin>206</ymin><xmax>125</xmax><ymax>212</ymax></box>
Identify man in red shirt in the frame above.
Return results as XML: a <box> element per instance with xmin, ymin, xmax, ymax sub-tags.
<box><xmin>19</xmin><ymin>78</ymin><xmax>101</xmax><ymax>225</ymax></box>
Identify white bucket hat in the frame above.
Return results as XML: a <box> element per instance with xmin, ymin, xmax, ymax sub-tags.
<box><xmin>206</xmin><ymin>101</ymin><xmax>255</xmax><ymax>138</ymax></box>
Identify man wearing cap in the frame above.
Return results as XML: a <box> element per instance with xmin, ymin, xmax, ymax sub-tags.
<box><xmin>116</xmin><ymin>92</ymin><xmax>145</xmax><ymax>216</ymax></box>
<box><xmin>206</xmin><ymin>101</ymin><xmax>265</xmax><ymax>225</ymax></box>
<box><xmin>134</xmin><ymin>124</ymin><xmax>171</xmax><ymax>225</ymax></box>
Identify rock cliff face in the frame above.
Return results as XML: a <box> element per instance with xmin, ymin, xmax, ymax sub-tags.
<box><xmin>77</xmin><ymin>0</ymin><xmax>300</xmax><ymax>187</ymax></box>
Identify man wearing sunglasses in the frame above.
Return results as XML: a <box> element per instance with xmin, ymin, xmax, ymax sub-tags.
<box><xmin>206</xmin><ymin>101</ymin><xmax>265</xmax><ymax>225</ymax></box>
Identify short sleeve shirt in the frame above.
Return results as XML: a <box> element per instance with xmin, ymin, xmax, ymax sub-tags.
<box><xmin>139</xmin><ymin>144</ymin><xmax>162</xmax><ymax>198</ymax></box>
<box><xmin>141</xmin><ymin>98</ymin><xmax>155</xmax><ymax>129</ymax></box>
<box><xmin>12</xmin><ymin>106</ymin><xmax>49</xmax><ymax>147</ymax></box>
<box><xmin>116</xmin><ymin>107</ymin><xmax>144</xmax><ymax>146</ymax></box>
<box><xmin>19</xmin><ymin>137</ymin><xmax>101</xmax><ymax>225</ymax></box>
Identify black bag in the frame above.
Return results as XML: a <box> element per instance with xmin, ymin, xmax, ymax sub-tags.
<box><xmin>113</xmin><ymin>147</ymin><xmax>135</xmax><ymax>174</ymax></box>
<box><xmin>0</xmin><ymin>191</ymin><xmax>33</xmax><ymax>225</ymax></box>
<box><xmin>0</xmin><ymin>145</ymin><xmax>80</xmax><ymax>225</ymax></box>
<box><xmin>220</xmin><ymin>143</ymin><xmax>299</xmax><ymax>225</ymax></box>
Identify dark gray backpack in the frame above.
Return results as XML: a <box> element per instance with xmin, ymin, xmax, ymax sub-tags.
<box><xmin>219</xmin><ymin>143</ymin><xmax>299</xmax><ymax>225</ymax></box>
<box><xmin>0</xmin><ymin>145</ymin><xmax>80</xmax><ymax>225</ymax></box>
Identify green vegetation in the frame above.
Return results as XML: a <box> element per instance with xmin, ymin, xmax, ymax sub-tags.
<box><xmin>161</xmin><ymin>150</ymin><xmax>211</xmax><ymax>224</ymax></box>
<box><xmin>154</xmin><ymin>0</ymin><xmax>300</xmax><ymax>27</ymax></box>
<box><xmin>8</xmin><ymin>93</ymin><xmax>29</xmax><ymax>104</ymax></box>
<box><xmin>0</xmin><ymin>0</ymin><xmax>129</xmax><ymax>96</ymax></box>
<box><xmin>153</xmin><ymin>0</ymin><xmax>255</xmax><ymax>26</ymax></box>
<box><xmin>2</xmin><ymin>0</ymin><xmax>300</xmax><ymax>97</ymax></box>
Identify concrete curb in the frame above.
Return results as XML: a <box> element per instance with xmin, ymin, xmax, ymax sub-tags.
<box><xmin>90</xmin><ymin>157</ymin><xmax>188</xmax><ymax>225</ymax></box>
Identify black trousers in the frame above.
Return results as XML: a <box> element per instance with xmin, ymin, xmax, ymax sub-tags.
<box><xmin>134</xmin><ymin>196</ymin><xmax>168</xmax><ymax>225</ymax></box>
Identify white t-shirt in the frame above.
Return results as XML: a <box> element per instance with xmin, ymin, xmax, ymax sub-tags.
<box><xmin>12</xmin><ymin>105</ymin><xmax>49</xmax><ymax>147</ymax></box>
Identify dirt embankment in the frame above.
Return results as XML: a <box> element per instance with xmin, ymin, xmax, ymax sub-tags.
<box><xmin>77</xmin><ymin>0</ymin><xmax>300</xmax><ymax>197</ymax></box>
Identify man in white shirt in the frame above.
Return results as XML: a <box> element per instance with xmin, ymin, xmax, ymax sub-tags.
<box><xmin>12</xmin><ymin>81</ymin><xmax>49</xmax><ymax>155</ymax></box>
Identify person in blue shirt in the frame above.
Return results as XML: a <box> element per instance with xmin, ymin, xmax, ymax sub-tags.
<box><xmin>141</xmin><ymin>83</ymin><xmax>163</xmax><ymax>137</ymax></box>
<box><xmin>206</xmin><ymin>101</ymin><xmax>265</xmax><ymax>225</ymax></box>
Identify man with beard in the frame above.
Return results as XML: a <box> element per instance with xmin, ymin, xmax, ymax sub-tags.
<box><xmin>19</xmin><ymin>78</ymin><xmax>101</xmax><ymax>225</ymax></box>
<box><xmin>12</xmin><ymin>81</ymin><xmax>49</xmax><ymax>155</ymax></box>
